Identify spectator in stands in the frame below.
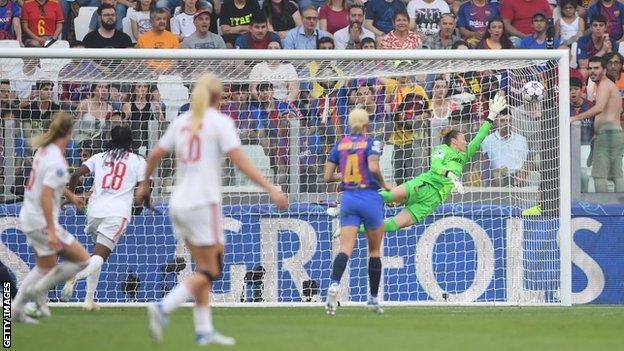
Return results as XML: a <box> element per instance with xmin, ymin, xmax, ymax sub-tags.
<box><xmin>380</xmin><ymin>9</ymin><xmax>422</xmax><ymax>49</ymax></box>
<box><xmin>235</xmin><ymin>14</ymin><xmax>281</xmax><ymax>48</ymax></box>
<box><xmin>83</xmin><ymin>4</ymin><xmax>133</xmax><ymax>48</ymax></box>
<box><xmin>220</xmin><ymin>0</ymin><xmax>262</xmax><ymax>48</ymax></box>
<box><xmin>319</xmin><ymin>0</ymin><xmax>348</xmax><ymax>35</ymax></box>
<box><xmin>137</xmin><ymin>7</ymin><xmax>179</xmax><ymax>49</ymax></box>
<box><xmin>18</xmin><ymin>81</ymin><xmax>59</xmax><ymax>156</ymax></box>
<box><xmin>221</xmin><ymin>83</ymin><xmax>257</xmax><ymax>144</ymax></box>
<box><xmin>423</xmin><ymin>12</ymin><xmax>461</xmax><ymax>49</ymax></box>
<box><xmin>0</xmin><ymin>0</ymin><xmax>23</xmax><ymax>45</ymax></box>
<box><xmin>361</xmin><ymin>37</ymin><xmax>376</xmax><ymax>49</ymax></box>
<box><xmin>476</xmin><ymin>17</ymin><xmax>515</xmax><ymax>49</ymax></box>
<box><xmin>470</xmin><ymin>74</ymin><xmax>499</xmax><ymax>123</ymax></box>
<box><xmin>500</xmin><ymin>0</ymin><xmax>551</xmax><ymax>44</ymax></box>
<box><xmin>252</xmin><ymin>82</ymin><xmax>297</xmax><ymax>187</ymax></box>
<box><xmin>577</xmin><ymin>14</ymin><xmax>617</xmax><ymax>78</ymax></box>
<box><xmin>351</xmin><ymin>82</ymin><xmax>388</xmax><ymax>142</ymax></box>
<box><xmin>452</xmin><ymin>39</ymin><xmax>469</xmax><ymax>49</ymax></box>
<box><xmin>317</xmin><ymin>35</ymin><xmax>334</xmax><ymax>49</ymax></box>
<box><xmin>181</xmin><ymin>8</ymin><xmax>226</xmax><ymax>48</ymax></box>
<box><xmin>282</xmin><ymin>6</ymin><xmax>329</xmax><ymax>49</ymax></box>
<box><xmin>129</xmin><ymin>0</ymin><xmax>156</xmax><ymax>40</ymax></box>
<box><xmin>172</xmin><ymin>0</ymin><xmax>211</xmax><ymax>40</ymax></box>
<box><xmin>364</xmin><ymin>0</ymin><xmax>407</xmax><ymax>38</ymax></box>
<box><xmin>569</xmin><ymin>76</ymin><xmax>593</xmax><ymax>193</ymax></box>
<box><xmin>8</xmin><ymin>58</ymin><xmax>43</xmax><ymax>105</ymax></box>
<box><xmin>0</xmin><ymin>79</ymin><xmax>18</xmax><ymax>119</ymax></box>
<box><xmin>457</xmin><ymin>0</ymin><xmax>500</xmax><ymax>48</ymax></box>
<box><xmin>604</xmin><ymin>51</ymin><xmax>624</xmax><ymax>88</ymax></box>
<box><xmin>407</xmin><ymin>0</ymin><xmax>450</xmax><ymax>39</ymax></box>
<box><xmin>74</xmin><ymin>82</ymin><xmax>112</xmax><ymax>142</ymax></box>
<box><xmin>21</xmin><ymin>0</ymin><xmax>63</xmax><ymax>46</ymax></box>
<box><xmin>555</xmin><ymin>0</ymin><xmax>584</xmax><ymax>45</ymax></box>
<box><xmin>248</xmin><ymin>44</ymin><xmax>298</xmax><ymax>102</ymax></box>
<box><xmin>333</xmin><ymin>4</ymin><xmax>374</xmax><ymax>50</ymax></box>
<box><xmin>518</xmin><ymin>11</ymin><xmax>561</xmax><ymax>49</ymax></box>
<box><xmin>481</xmin><ymin>112</ymin><xmax>530</xmax><ymax>187</ymax></box>
<box><xmin>429</xmin><ymin>75</ymin><xmax>458</xmax><ymax>148</ymax></box>
<box><xmin>390</xmin><ymin>91</ymin><xmax>429</xmax><ymax>185</ymax></box>
<box><xmin>262</xmin><ymin>0</ymin><xmax>301</xmax><ymax>39</ymax></box>
<box><xmin>122</xmin><ymin>83</ymin><xmax>164</xmax><ymax>153</ymax></box>
<box><xmin>87</xmin><ymin>0</ymin><xmax>126</xmax><ymax>32</ymax></box>
<box><xmin>587</xmin><ymin>0</ymin><xmax>624</xmax><ymax>42</ymax></box>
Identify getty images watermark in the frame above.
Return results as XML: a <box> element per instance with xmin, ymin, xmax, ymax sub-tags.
<box><xmin>2</xmin><ymin>281</ymin><xmax>10</xmax><ymax>348</ymax></box>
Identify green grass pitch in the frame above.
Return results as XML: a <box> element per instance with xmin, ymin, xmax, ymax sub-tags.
<box><xmin>11</xmin><ymin>306</ymin><xmax>624</xmax><ymax>351</ymax></box>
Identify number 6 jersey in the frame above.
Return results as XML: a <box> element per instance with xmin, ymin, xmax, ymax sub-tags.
<box><xmin>83</xmin><ymin>152</ymin><xmax>147</xmax><ymax>220</ymax></box>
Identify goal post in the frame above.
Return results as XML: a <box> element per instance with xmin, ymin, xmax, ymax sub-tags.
<box><xmin>0</xmin><ymin>49</ymin><xmax>571</xmax><ymax>306</ymax></box>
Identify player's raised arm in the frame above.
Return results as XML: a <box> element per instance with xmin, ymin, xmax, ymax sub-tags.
<box><xmin>465</xmin><ymin>94</ymin><xmax>508</xmax><ymax>159</ymax></box>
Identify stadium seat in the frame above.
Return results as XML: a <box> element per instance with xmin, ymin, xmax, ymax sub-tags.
<box><xmin>0</xmin><ymin>40</ymin><xmax>21</xmax><ymax>76</ymax></box>
<box><xmin>0</xmin><ymin>40</ymin><xmax>19</xmax><ymax>47</ymax></box>
<box><xmin>157</xmin><ymin>75</ymin><xmax>189</xmax><ymax>121</ymax></box>
<box><xmin>41</xmin><ymin>40</ymin><xmax>71</xmax><ymax>80</ymax></box>
<box><xmin>619</xmin><ymin>42</ymin><xmax>624</xmax><ymax>56</ymax></box>
<box><xmin>380</xmin><ymin>144</ymin><xmax>395</xmax><ymax>185</ymax></box>
<box><xmin>570</xmin><ymin>41</ymin><xmax>578</xmax><ymax>69</ymax></box>
<box><xmin>122</xmin><ymin>15</ymin><xmax>136</xmax><ymax>43</ymax></box>
<box><xmin>74</xmin><ymin>7</ymin><xmax>98</xmax><ymax>41</ymax></box>
<box><xmin>234</xmin><ymin>145</ymin><xmax>272</xmax><ymax>185</ymax></box>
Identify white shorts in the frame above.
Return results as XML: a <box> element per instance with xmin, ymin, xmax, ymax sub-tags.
<box><xmin>85</xmin><ymin>216</ymin><xmax>128</xmax><ymax>250</ymax></box>
<box><xmin>25</xmin><ymin>226</ymin><xmax>75</xmax><ymax>257</ymax></box>
<box><xmin>171</xmin><ymin>204</ymin><xmax>224</xmax><ymax>246</ymax></box>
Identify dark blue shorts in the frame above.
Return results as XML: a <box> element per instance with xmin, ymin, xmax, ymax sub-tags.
<box><xmin>339</xmin><ymin>189</ymin><xmax>384</xmax><ymax>230</ymax></box>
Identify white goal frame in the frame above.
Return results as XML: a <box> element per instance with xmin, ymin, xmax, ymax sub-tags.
<box><xmin>0</xmin><ymin>48</ymin><xmax>571</xmax><ymax>307</ymax></box>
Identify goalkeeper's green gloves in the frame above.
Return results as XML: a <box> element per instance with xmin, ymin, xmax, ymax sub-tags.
<box><xmin>486</xmin><ymin>93</ymin><xmax>508</xmax><ymax>123</ymax></box>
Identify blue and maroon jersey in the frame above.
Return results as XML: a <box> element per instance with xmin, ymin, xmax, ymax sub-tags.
<box><xmin>456</xmin><ymin>0</ymin><xmax>499</xmax><ymax>35</ymax></box>
<box><xmin>328</xmin><ymin>134</ymin><xmax>382</xmax><ymax>191</ymax></box>
<box><xmin>587</xmin><ymin>1</ymin><xmax>624</xmax><ymax>40</ymax></box>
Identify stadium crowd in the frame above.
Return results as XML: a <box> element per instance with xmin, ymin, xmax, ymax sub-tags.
<box><xmin>1</xmin><ymin>0</ymin><xmax>623</xmax><ymax>194</ymax></box>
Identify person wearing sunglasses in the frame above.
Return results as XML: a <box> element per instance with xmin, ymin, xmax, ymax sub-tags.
<box><xmin>20</xmin><ymin>0</ymin><xmax>64</xmax><ymax>47</ymax></box>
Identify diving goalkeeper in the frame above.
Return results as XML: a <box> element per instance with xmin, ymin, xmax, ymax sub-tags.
<box><xmin>331</xmin><ymin>93</ymin><xmax>508</xmax><ymax>236</ymax></box>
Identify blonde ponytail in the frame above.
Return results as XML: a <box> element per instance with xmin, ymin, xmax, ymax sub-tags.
<box><xmin>348</xmin><ymin>108</ymin><xmax>369</xmax><ymax>135</ymax></box>
<box><xmin>189</xmin><ymin>74</ymin><xmax>223</xmax><ymax>135</ymax></box>
<box><xmin>32</xmin><ymin>112</ymin><xmax>73</xmax><ymax>149</ymax></box>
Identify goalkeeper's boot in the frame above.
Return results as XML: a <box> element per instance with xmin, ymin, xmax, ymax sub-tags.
<box><xmin>326</xmin><ymin>206</ymin><xmax>340</xmax><ymax>218</ymax></box>
<box><xmin>83</xmin><ymin>299</ymin><xmax>100</xmax><ymax>312</ymax></box>
<box><xmin>195</xmin><ymin>330</ymin><xmax>236</xmax><ymax>347</ymax></box>
<box><xmin>325</xmin><ymin>283</ymin><xmax>339</xmax><ymax>316</ymax></box>
<box><xmin>60</xmin><ymin>277</ymin><xmax>76</xmax><ymax>302</ymax></box>
<box><xmin>11</xmin><ymin>309</ymin><xmax>39</xmax><ymax>324</ymax></box>
<box><xmin>366</xmin><ymin>296</ymin><xmax>384</xmax><ymax>315</ymax></box>
<box><xmin>147</xmin><ymin>302</ymin><xmax>169</xmax><ymax>343</ymax></box>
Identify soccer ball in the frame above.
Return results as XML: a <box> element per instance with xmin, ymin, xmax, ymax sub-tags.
<box><xmin>522</xmin><ymin>81</ymin><xmax>545</xmax><ymax>103</ymax></box>
<box><xmin>24</xmin><ymin>302</ymin><xmax>42</xmax><ymax>318</ymax></box>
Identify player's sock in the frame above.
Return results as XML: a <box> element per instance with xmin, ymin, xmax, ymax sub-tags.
<box><xmin>75</xmin><ymin>255</ymin><xmax>104</xmax><ymax>281</ymax></box>
<box><xmin>11</xmin><ymin>267</ymin><xmax>46</xmax><ymax>311</ymax></box>
<box><xmin>368</xmin><ymin>257</ymin><xmax>382</xmax><ymax>298</ymax></box>
<box><xmin>330</xmin><ymin>252</ymin><xmax>349</xmax><ymax>285</ymax></box>
<box><xmin>85</xmin><ymin>266</ymin><xmax>102</xmax><ymax>303</ymax></box>
<box><xmin>379</xmin><ymin>190</ymin><xmax>394</xmax><ymax>203</ymax></box>
<box><xmin>193</xmin><ymin>305</ymin><xmax>214</xmax><ymax>334</ymax></box>
<box><xmin>161</xmin><ymin>282</ymin><xmax>192</xmax><ymax>314</ymax></box>
<box><xmin>32</xmin><ymin>261</ymin><xmax>88</xmax><ymax>295</ymax></box>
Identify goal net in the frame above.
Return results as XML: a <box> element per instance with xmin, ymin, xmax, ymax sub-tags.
<box><xmin>0</xmin><ymin>49</ymin><xmax>570</xmax><ymax>306</ymax></box>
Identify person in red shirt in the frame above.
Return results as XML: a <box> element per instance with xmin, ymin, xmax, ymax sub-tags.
<box><xmin>500</xmin><ymin>0</ymin><xmax>551</xmax><ymax>40</ymax></box>
<box><xmin>21</xmin><ymin>0</ymin><xmax>63</xmax><ymax>47</ymax></box>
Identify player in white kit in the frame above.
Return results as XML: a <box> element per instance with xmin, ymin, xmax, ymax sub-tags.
<box><xmin>137</xmin><ymin>74</ymin><xmax>288</xmax><ymax>347</ymax></box>
<box><xmin>60</xmin><ymin>125</ymin><xmax>148</xmax><ymax>310</ymax></box>
<box><xmin>11</xmin><ymin>113</ymin><xmax>90</xmax><ymax>323</ymax></box>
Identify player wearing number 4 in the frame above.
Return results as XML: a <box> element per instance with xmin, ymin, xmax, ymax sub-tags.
<box><xmin>136</xmin><ymin>74</ymin><xmax>288</xmax><ymax>347</ymax></box>
<box><xmin>329</xmin><ymin>94</ymin><xmax>507</xmax><ymax>237</ymax></box>
<box><xmin>61</xmin><ymin>125</ymin><xmax>148</xmax><ymax>310</ymax></box>
<box><xmin>324</xmin><ymin>108</ymin><xmax>390</xmax><ymax>316</ymax></box>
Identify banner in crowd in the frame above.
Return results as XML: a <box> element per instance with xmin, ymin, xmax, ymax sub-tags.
<box><xmin>0</xmin><ymin>203</ymin><xmax>622</xmax><ymax>304</ymax></box>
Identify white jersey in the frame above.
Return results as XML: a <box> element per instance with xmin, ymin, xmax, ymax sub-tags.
<box><xmin>84</xmin><ymin>151</ymin><xmax>147</xmax><ymax>220</ymax></box>
<box><xmin>19</xmin><ymin>144</ymin><xmax>70</xmax><ymax>232</ymax></box>
<box><xmin>158</xmin><ymin>108</ymin><xmax>241</xmax><ymax>210</ymax></box>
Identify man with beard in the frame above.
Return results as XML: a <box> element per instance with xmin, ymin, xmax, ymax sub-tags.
<box><xmin>333</xmin><ymin>4</ymin><xmax>375</xmax><ymax>50</ymax></box>
<box><xmin>83</xmin><ymin>4</ymin><xmax>133</xmax><ymax>48</ymax></box>
<box><xmin>572</xmin><ymin>56</ymin><xmax>624</xmax><ymax>192</ymax></box>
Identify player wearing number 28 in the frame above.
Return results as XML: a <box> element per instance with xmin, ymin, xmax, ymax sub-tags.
<box><xmin>324</xmin><ymin>108</ymin><xmax>390</xmax><ymax>316</ymax></box>
<box><xmin>367</xmin><ymin>94</ymin><xmax>507</xmax><ymax>234</ymax></box>
<box><xmin>61</xmin><ymin>125</ymin><xmax>147</xmax><ymax>311</ymax></box>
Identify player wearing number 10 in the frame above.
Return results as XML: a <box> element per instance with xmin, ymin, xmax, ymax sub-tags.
<box><xmin>60</xmin><ymin>125</ymin><xmax>147</xmax><ymax>310</ymax></box>
<box><xmin>136</xmin><ymin>74</ymin><xmax>288</xmax><ymax>347</ymax></box>
<box><xmin>324</xmin><ymin>108</ymin><xmax>389</xmax><ymax>316</ymax></box>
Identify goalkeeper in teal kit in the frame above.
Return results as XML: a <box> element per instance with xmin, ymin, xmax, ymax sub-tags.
<box><xmin>331</xmin><ymin>94</ymin><xmax>508</xmax><ymax>236</ymax></box>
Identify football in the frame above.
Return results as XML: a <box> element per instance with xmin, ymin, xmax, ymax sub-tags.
<box><xmin>522</xmin><ymin>80</ymin><xmax>545</xmax><ymax>102</ymax></box>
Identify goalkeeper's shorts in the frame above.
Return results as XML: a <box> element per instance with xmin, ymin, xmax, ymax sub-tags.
<box><xmin>402</xmin><ymin>180</ymin><xmax>441</xmax><ymax>224</ymax></box>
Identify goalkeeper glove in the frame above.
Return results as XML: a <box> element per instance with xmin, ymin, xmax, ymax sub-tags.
<box><xmin>446</xmin><ymin>172</ymin><xmax>465</xmax><ymax>195</ymax></box>
<box><xmin>486</xmin><ymin>93</ymin><xmax>508</xmax><ymax>123</ymax></box>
